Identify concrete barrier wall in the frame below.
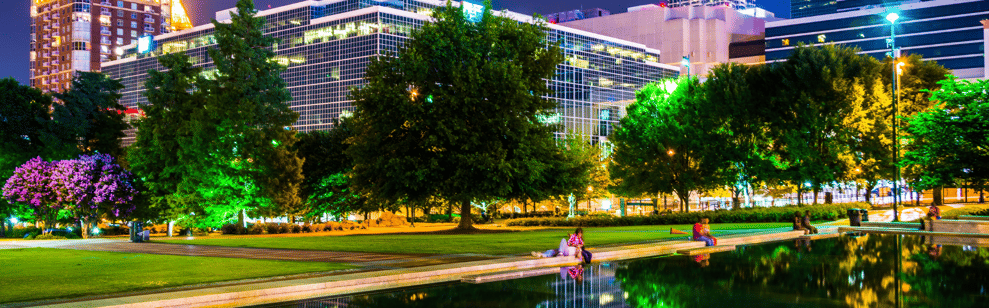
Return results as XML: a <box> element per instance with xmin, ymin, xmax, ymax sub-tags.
<box><xmin>932</xmin><ymin>220</ymin><xmax>989</xmax><ymax>234</ymax></box>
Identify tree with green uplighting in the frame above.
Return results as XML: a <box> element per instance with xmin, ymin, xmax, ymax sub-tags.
<box><xmin>190</xmin><ymin>0</ymin><xmax>302</xmax><ymax>227</ymax></box>
<box><xmin>52</xmin><ymin>72</ymin><xmax>129</xmax><ymax>159</ymax></box>
<box><xmin>128</xmin><ymin>53</ymin><xmax>207</xmax><ymax>226</ymax></box>
<box><xmin>902</xmin><ymin>77</ymin><xmax>989</xmax><ymax>202</ymax></box>
<box><xmin>347</xmin><ymin>2</ymin><xmax>564</xmax><ymax>230</ymax></box>
<box><xmin>610</xmin><ymin>78</ymin><xmax>732</xmax><ymax>212</ymax></box>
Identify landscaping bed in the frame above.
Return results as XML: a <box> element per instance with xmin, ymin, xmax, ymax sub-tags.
<box><xmin>505</xmin><ymin>203</ymin><xmax>868</xmax><ymax>227</ymax></box>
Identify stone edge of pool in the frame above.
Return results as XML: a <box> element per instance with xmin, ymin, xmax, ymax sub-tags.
<box><xmin>28</xmin><ymin>228</ymin><xmax>830</xmax><ymax>308</ymax></box>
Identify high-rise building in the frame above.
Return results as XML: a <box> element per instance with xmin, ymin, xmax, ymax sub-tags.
<box><xmin>561</xmin><ymin>4</ymin><xmax>775</xmax><ymax>78</ymax></box>
<box><xmin>768</xmin><ymin>0</ymin><xmax>989</xmax><ymax>79</ymax></box>
<box><xmin>29</xmin><ymin>0</ymin><xmax>192</xmax><ymax>93</ymax></box>
<box><xmin>545</xmin><ymin>8</ymin><xmax>610</xmax><ymax>24</ymax></box>
<box><xmin>663</xmin><ymin>0</ymin><xmax>755</xmax><ymax>10</ymax></box>
<box><xmin>103</xmin><ymin>0</ymin><xmax>680</xmax><ymax>145</ymax></box>
<box><xmin>790</xmin><ymin>0</ymin><xmax>837</xmax><ymax>19</ymax></box>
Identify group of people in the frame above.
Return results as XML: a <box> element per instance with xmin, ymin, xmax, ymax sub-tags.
<box><xmin>532</xmin><ymin>227</ymin><xmax>593</xmax><ymax>264</ymax></box>
<box><xmin>793</xmin><ymin>211</ymin><xmax>819</xmax><ymax>234</ymax></box>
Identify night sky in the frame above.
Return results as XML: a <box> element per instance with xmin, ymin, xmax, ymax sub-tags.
<box><xmin>0</xmin><ymin>0</ymin><xmax>791</xmax><ymax>84</ymax></box>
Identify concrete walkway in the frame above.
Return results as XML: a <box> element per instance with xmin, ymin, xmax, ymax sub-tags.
<box><xmin>22</xmin><ymin>227</ymin><xmax>823</xmax><ymax>308</ymax></box>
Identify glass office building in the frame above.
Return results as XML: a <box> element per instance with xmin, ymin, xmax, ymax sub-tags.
<box><xmin>103</xmin><ymin>0</ymin><xmax>679</xmax><ymax>145</ymax></box>
<box><xmin>768</xmin><ymin>0</ymin><xmax>989</xmax><ymax>79</ymax></box>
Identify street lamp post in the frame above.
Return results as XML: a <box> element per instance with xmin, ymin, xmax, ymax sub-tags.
<box><xmin>886</xmin><ymin>12</ymin><xmax>901</xmax><ymax>221</ymax></box>
<box><xmin>681</xmin><ymin>55</ymin><xmax>690</xmax><ymax>77</ymax></box>
<box><xmin>587</xmin><ymin>186</ymin><xmax>593</xmax><ymax>214</ymax></box>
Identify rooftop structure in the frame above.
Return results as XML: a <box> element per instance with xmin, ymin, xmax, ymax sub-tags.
<box><xmin>545</xmin><ymin>8</ymin><xmax>610</xmax><ymax>24</ymax></box>
<box><xmin>562</xmin><ymin>4</ymin><xmax>773</xmax><ymax>78</ymax></box>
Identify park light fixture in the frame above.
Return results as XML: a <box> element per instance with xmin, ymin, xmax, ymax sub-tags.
<box><xmin>896</xmin><ymin>61</ymin><xmax>905</xmax><ymax>75</ymax></box>
<box><xmin>587</xmin><ymin>186</ymin><xmax>593</xmax><ymax>192</ymax></box>
<box><xmin>885</xmin><ymin>12</ymin><xmax>899</xmax><ymax>23</ymax></box>
<box><xmin>667</xmin><ymin>149</ymin><xmax>674</xmax><ymax>156</ymax></box>
<box><xmin>9</xmin><ymin>218</ymin><xmax>16</xmax><ymax>224</ymax></box>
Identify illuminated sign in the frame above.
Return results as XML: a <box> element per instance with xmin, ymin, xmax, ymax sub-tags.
<box><xmin>137</xmin><ymin>35</ymin><xmax>154</xmax><ymax>54</ymax></box>
<box><xmin>462</xmin><ymin>0</ymin><xmax>484</xmax><ymax>23</ymax></box>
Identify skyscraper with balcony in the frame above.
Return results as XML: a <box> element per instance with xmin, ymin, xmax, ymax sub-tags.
<box><xmin>29</xmin><ymin>0</ymin><xmax>192</xmax><ymax>93</ymax></box>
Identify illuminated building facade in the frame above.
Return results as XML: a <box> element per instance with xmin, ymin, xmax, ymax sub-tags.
<box><xmin>767</xmin><ymin>0</ymin><xmax>989</xmax><ymax>79</ymax></box>
<box><xmin>103</xmin><ymin>0</ymin><xmax>679</xmax><ymax>144</ymax></box>
<box><xmin>29</xmin><ymin>0</ymin><xmax>175</xmax><ymax>93</ymax></box>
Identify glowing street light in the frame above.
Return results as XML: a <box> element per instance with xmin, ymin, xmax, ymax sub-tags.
<box><xmin>667</xmin><ymin>149</ymin><xmax>675</xmax><ymax>156</ymax></box>
<box><xmin>886</xmin><ymin>11</ymin><xmax>903</xmax><ymax>221</ymax></box>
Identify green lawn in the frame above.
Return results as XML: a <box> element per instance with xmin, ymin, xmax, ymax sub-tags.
<box><xmin>0</xmin><ymin>248</ymin><xmax>354</xmax><ymax>304</ymax></box>
<box><xmin>157</xmin><ymin>223</ymin><xmax>788</xmax><ymax>255</ymax></box>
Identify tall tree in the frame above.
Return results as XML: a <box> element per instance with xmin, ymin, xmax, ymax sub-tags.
<box><xmin>610</xmin><ymin>78</ymin><xmax>732</xmax><ymax>212</ymax></box>
<box><xmin>0</xmin><ymin>78</ymin><xmax>75</xmax><ymax>234</ymax></box>
<box><xmin>902</xmin><ymin>77</ymin><xmax>989</xmax><ymax>202</ymax></box>
<box><xmin>776</xmin><ymin>45</ymin><xmax>870</xmax><ymax>204</ymax></box>
<box><xmin>292</xmin><ymin>119</ymin><xmax>363</xmax><ymax>221</ymax></box>
<box><xmin>180</xmin><ymin>0</ymin><xmax>302</xmax><ymax>228</ymax></box>
<box><xmin>347</xmin><ymin>2</ymin><xmax>565</xmax><ymax>230</ymax></box>
<box><xmin>53</xmin><ymin>72</ymin><xmax>129</xmax><ymax>158</ymax></box>
<box><xmin>128</xmin><ymin>53</ymin><xmax>206</xmax><ymax>227</ymax></box>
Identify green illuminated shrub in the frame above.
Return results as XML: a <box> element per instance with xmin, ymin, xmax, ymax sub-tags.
<box><xmin>505</xmin><ymin>202</ymin><xmax>865</xmax><ymax>227</ymax></box>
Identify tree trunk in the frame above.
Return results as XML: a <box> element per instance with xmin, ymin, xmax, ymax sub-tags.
<box><xmin>79</xmin><ymin>217</ymin><xmax>89</xmax><ymax>239</ymax></box>
<box><xmin>813</xmin><ymin>188</ymin><xmax>820</xmax><ymax>205</ymax></box>
<box><xmin>1</xmin><ymin>219</ymin><xmax>6</xmax><ymax>238</ymax></box>
<box><xmin>456</xmin><ymin>200</ymin><xmax>475</xmax><ymax>230</ymax></box>
<box><xmin>732</xmin><ymin>188</ymin><xmax>741</xmax><ymax>210</ymax></box>
<box><xmin>652</xmin><ymin>197</ymin><xmax>659</xmax><ymax>214</ymax></box>
<box><xmin>167</xmin><ymin>221</ymin><xmax>174</xmax><ymax>237</ymax></box>
<box><xmin>238</xmin><ymin>209</ymin><xmax>246</xmax><ymax>229</ymax></box>
<box><xmin>864</xmin><ymin>183</ymin><xmax>874</xmax><ymax>204</ymax></box>
<box><xmin>980</xmin><ymin>190</ymin><xmax>985</xmax><ymax>203</ymax></box>
<box><xmin>680</xmin><ymin>195</ymin><xmax>690</xmax><ymax>213</ymax></box>
<box><xmin>663</xmin><ymin>194</ymin><xmax>667</xmax><ymax>211</ymax></box>
<box><xmin>796</xmin><ymin>187</ymin><xmax>803</xmax><ymax>206</ymax></box>
<box><xmin>965</xmin><ymin>183</ymin><xmax>969</xmax><ymax>202</ymax></box>
<box><xmin>523</xmin><ymin>199</ymin><xmax>528</xmax><ymax>214</ymax></box>
<box><xmin>933</xmin><ymin>186</ymin><xmax>943</xmax><ymax>205</ymax></box>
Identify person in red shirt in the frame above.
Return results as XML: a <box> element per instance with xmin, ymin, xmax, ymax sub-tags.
<box><xmin>568</xmin><ymin>227</ymin><xmax>592</xmax><ymax>263</ymax></box>
<box><xmin>693</xmin><ymin>217</ymin><xmax>717</xmax><ymax>246</ymax></box>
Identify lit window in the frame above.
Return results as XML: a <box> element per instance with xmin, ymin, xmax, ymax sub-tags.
<box><xmin>817</xmin><ymin>34</ymin><xmax>826</xmax><ymax>43</ymax></box>
<box><xmin>782</xmin><ymin>38</ymin><xmax>789</xmax><ymax>46</ymax></box>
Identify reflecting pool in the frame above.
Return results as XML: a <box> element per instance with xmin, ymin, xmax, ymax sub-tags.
<box><xmin>258</xmin><ymin>234</ymin><xmax>989</xmax><ymax>307</ymax></box>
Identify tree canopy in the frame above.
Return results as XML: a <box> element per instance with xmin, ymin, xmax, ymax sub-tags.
<box><xmin>347</xmin><ymin>1</ymin><xmax>565</xmax><ymax>229</ymax></box>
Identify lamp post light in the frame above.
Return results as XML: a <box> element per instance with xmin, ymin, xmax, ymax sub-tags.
<box><xmin>681</xmin><ymin>55</ymin><xmax>690</xmax><ymax>77</ymax></box>
<box><xmin>886</xmin><ymin>11</ymin><xmax>901</xmax><ymax>221</ymax></box>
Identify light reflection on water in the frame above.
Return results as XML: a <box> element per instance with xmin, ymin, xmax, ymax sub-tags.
<box><xmin>256</xmin><ymin>234</ymin><xmax>989</xmax><ymax>308</ymax></box>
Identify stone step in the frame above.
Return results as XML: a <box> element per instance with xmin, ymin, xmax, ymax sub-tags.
<box><xmin>718</xmin><ymin>230</ymin><xmax>807</xmax><ymax>246</ymax></box>
<box><xmin>800</xmin><ymin>232</ymin><xmax>841</xmax><ymax>240</ymax></box>
<box><xmin>838</xmin><ymin>226</ymin><xmax>989</xmax><ymax>238</ymax></box>
<box><xmin>958</xmin><ymin>215</ymin><xmax>989</xmax><ymax>221</ymax></box>
<box><xmin>860</xmin><ymin>221</ymin><xmax>920</xmax><ymax>229</ymax></box>
<box><xmin>462</xmin><ymin>267</ymin><xmax>561</xmax><ymax>284</ymax></box>
<box><xmin>677</xmin><ymin>245</ymin><xmax>736</xmax><ymax>256</ymax></box>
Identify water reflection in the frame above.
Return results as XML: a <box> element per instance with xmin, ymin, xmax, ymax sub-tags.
<box><xmin>257</xmin><ymin>235</ymin><xmax>989</xmax><ymax>308</ymax></box>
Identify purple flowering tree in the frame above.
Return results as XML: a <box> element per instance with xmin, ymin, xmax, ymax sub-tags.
<box><xmin>51</xmin><ymin>154</ymin><xmax>137</xmax><ymax>238</ymax></box>
<box><xmin>2</xmin><ymin>157</ymin><xmax>61</xmax><ymax>233</ymax></box>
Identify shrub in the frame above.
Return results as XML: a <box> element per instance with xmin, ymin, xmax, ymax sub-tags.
<box><xmin>98</xmin><ymin>224</ymin><xmax>130</xmax><ymax>236</ymax></box>
<box><xmin>34</xmin><ymin>234</ymin><xmax>68</xmax><ymax>240</ymax></box>
<box><xmin>6</xmin><ymin>227</ymin><xmax>41</xmax><ymax>238</ymax></box>
<box><xmin>290</xmin><ymin>224</ymin><xmax>302</xmax><ymax>233</ymax></box>
<box><xmin>278</xmin><ymin>223</ymin><xmax>290</xmax><ymax>234</ymax></box>
<box><xmin>302</xmin><ymin>223</ymin><xmax>314</xmax><ymax>233</ymax></box>
<box><xmin>264</xmin><ymin>223</ymin><xmax>281</xmax><ymax>234</ymax></box>
<box><xmin>942</xmin><ymin>204</ymin><xmax>989</xmax><ymax>219</ymax></box>
<box><xmin>505</xmin><ymin>202</ymin><xmax>866</xmax><ymax>227</ymax></box>
<box><xmin>325</xmin><ymin>222</ymin><xmax>340</xmax><ymax>231</ymax></box>
<box><xmin>220</xmin><ymin>224</ymin><xmax>242</xmax><ymax>235</ymax></box>
<box><xmin>248</xmin><ymin>223</ymin><xmax>265</xmax><ymax>234</ymax></box>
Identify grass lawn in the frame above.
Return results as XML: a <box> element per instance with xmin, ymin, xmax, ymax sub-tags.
<box><xmin>156</xmin><ymin>222</ymin><xmax>788</xmax><ymax>255</ymax></box>
<box><xmin>0</xmin><ymin>248</ymin><xmax>354</xmax><ymax>304</ymax></box>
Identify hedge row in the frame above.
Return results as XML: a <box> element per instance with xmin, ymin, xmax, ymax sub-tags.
<box><xmin>942</xmin><ymin>204</ymin><xmax>989</xmax><ymax>219</ymax></box>
<box><xmin>505</xmin><ymin>202</ymin><xmax>869</xmax><ymax>227</ymax></box>
<box><xmin>220</xmin><ymin>221</ymin><xmax>367</xmax><ymax>235</ymax></box>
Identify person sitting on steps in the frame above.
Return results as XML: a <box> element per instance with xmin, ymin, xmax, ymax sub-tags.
<box><xmin>693</xmin><ymin>217</ymin><xmax>717</xmax><ymax>246</ymax></box>
<box><xmin>802</xmin><ymin>210</ymin><xmax>819</xmax><ymax>234</ymax></box>
<box><xmin>793</xmin><ymin>212</ymin><xmax>807</xmax><ymax>234</ymax></box>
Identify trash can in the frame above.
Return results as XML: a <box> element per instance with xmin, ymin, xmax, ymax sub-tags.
<box><xmin>848</xmin><ymin>209</ymin><xmax>861</xmax><ymax>226</ymax></box>
<box><xmin>130</xmin><ymin>222</ymin><xmax>144</xmax><ymax>243</ymax></box>
<box><xmin>860</xmin><ymin>209</ymin><xmax>869</xmax><ymax>222</ymax></box>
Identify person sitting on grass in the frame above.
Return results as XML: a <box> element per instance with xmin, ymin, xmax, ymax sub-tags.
<box><xmin>793</xmin><ymin>212</ymin><xmax>807</xmax><ymax>234</ymax></box>
<box><xmin>693</xmin><ymin>217</ymin><xmax>717</xmax><ymax>246</ymax></box>
<box><xmin>928</xmin><ymin>204</ymin><xmax>941</xmax><ymax>220</ymax></box>
<box><xmin>532</xmin><ymin>236</ymin><xmax>573</xmax><ymax>258</ymax></box>
<box><xmin>802</xmin><ymin>210</ymin><xmax>819</xmax><ymax>234</ymax></box>
<box><xmin>532</xmin><ymin>228</ymin><xmax>589</xmax><ymax>261</ymax></box>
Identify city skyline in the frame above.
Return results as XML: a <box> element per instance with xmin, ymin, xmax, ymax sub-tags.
<box><xmin>0</xmin><ymin>0</ymin><xmax>791</xmax><ymax>84</ymax></box>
